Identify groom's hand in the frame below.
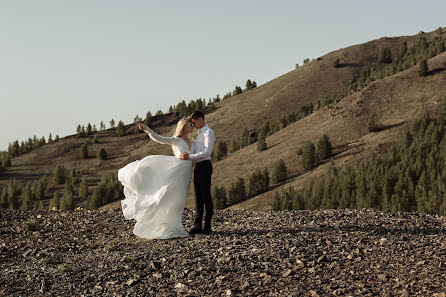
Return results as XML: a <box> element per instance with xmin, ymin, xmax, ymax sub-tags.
<box><xmin>179</xmin><ymin>152</ymin><xmax>190</xmax><ymax>160</ymax></box>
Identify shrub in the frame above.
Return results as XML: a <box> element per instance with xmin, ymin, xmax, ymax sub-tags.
<box><xmin>97</xmin><ymin>148</ymin><xmax>107</xmax><ymax>160</ymax></box>
<box><xmin>93</xmin><ymin>135</ymin><xmax>99</xmax><ymax>144</ymax></box>
<box><xmin>272</xmin><ymin>159</ymin><xmax>287</xmax><ymax>183</ymax></box>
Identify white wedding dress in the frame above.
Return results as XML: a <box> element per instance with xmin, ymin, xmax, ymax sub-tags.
<box><xmin>118</xmin><ymin>127</ymin><xmax>194</xmax><ymax>239</ymax></box>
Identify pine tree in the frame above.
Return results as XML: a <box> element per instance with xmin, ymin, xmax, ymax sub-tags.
<box><xmin>80</xmin><ymin>144</ymin><xmax>88</xmax><ymax>159</ymax></box>
<box><xmin>97</xmin><ymin>148</ymin><xmax>107</xmax><ymax>160</ymax></box>
<box><xmin>0</xmin><ymin>187</ymin><xmax>7</xmax><ymax>208</ymax></box>
<box><xmin>60</xmin><ymin>181</ymin><xmax>73</xmax><ymax>210</ymax></box>
<box><xmin>110</xmin><ymin>119</ymin><xmax>115</xmax><ymax>128</ymax></box>
<box><xmin>229</xmin><ymin>139</ymin><xmax>238</xmax><ymax>153</ymax></box>
<box><xmin>86</xmin><ymin>123</ymin><xmax>92</xmax><ymax>135</ymax></box>
<box><xmin>54</xmin><ymin>165</ymin><xmax>66</xmax><ymax>185</ymax></box>
<box><xmin>116</xmin><ymin>121</ymin><xmax>125</xmax><ymax>137</ymax></box>
<box><xmin>257</xmin><ymin>135</ymin><xmax>267</xmax><ymax>151</ymax></box>
<box><xmin>228</xmin><ymin>177</ymin><xmax>246</xmax><ymax>205</ymax></box>
<box><xmin>301</xmin><ymin>141</ymin><xmax>316</xmax><ymax>170</ymax></box>
<box><xmin>232</xmin><ymin>86</ymin><xmax>243</xmax><ymax>96</ymax></box>
<box><xmin>272</xmin><ymin>159</ymin><xmax>287</xmax><ymax>183</ymax></box>
<box><xmin>48</xmin><ymin>133</ymin><xmax>53</xmax><ymax>143</ymax></box>
<box><xmin>100</xmin><ymin>121</ymin><xmax>105</xmax><ymax>131</ymax></box>
<box><xmin>212</xmin><ymin>186</ymin><xmax>227</xmax><ymax>209</ymax></box>
<box><xmin>21</xmin><ymin>185</ymin><xmax>31</xmax><ymax>210</ymax></box>
<box><xmin>333</xmin><ymin>58</ymin><xmax>340</xmax><ymax>68</ymax></box>
<box><xmin>378</xmin><ymin>48</ymin><xmax>392</xmax><ymax>63</ymax></box>
<box><xmin>79</xmin><ymin>177</ymin><xmax>88</xmax><ymax>200</ymax></box>
<box><xmin>214</xmin><ymin>141</ymin><xmax>228</xmax><ymax>161</ymax></box>
<box><xmin>7</xmin><ymin>179</ymin><xmax>18</xmax><ymax>209</ymax></box>
<box><xmin>316</xmin><ymin>134</ymin><xmax>332</xmax><ymax>161</ymax></box>
<box><xmin>49</xmin><ymin>192</ymin><xmax>60</xmax><ymax>210</ymax></box>
<box><xmin>245</xmin><ymin>80</ymin><xmax>252</xmax><ymax>91</ymax></box>
<box><xmin>55</xmin><ymin>135</ymin><xmax>59</xmax><ymax>141</ymax></box>
<box><xmin>419</xmin><ymin>59</ymin><xmax>428</xmax><ymax>76</ymax></box>
<box><xmin>87</xmin><ymin>187</ymin><xmax>101</xmax><ymax>210</ymax></box>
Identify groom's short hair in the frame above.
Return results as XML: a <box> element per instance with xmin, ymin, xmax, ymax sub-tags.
<box><xmin>189</xmin><ymin>111</ymin><xmax>204</xmax><ymax>120</ymax></box>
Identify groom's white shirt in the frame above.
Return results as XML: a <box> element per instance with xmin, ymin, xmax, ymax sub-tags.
<box><xmin>189</xmin><ymin>124</ymin><xmax>215</xmax><ymax>163</ymax></box>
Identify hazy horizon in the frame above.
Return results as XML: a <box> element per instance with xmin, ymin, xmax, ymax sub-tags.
<box><xmin>1</xmin><ymin>1</ymin><xmax>445</xmax><ymax>151</ymax></box>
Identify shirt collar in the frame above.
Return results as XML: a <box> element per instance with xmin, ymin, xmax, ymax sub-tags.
<box><xmin>198</xmin><ymin>124</ymin><xmax>208</xmax><ymax>133</ymax></box>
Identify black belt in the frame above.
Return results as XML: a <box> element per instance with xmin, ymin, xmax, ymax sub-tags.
<box><xmin>195</xmin><ymin>160</ymin><xmax>211</xmax><ymax>166</ymax></box>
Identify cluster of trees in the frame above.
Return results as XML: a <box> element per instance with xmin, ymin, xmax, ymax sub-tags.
<box><xmin>1</xmin><ymin>164</ymin><xmax>123</xmax><ymax>211</ymax></box>
<box><xmin>86</xmin><ymin>172</ymin><xmax>123</xmax><ymax>209</ymax></box>
<box><xmin>169</xmin><ymin>98</ymin><xmax>208</xmax><ymax>118</ymax></box>
<box><xmin>298</xmin><ymin>134</ymin><xmax>333</xmax><ymax>170</ymax></box>
<box><xmin>275</xmin><ymin>100</ymin><xmax>446</xmax><ymax>215</ymax></box>
<box><xmin>213</xmin><ymin>159</ymin><xmax>288</xmax><ymax>209</ymax></box>
<box><xmin>358</xmin><ymin>34</ymin><xmax>444</xmax><ymax>89</ymax></box>
<box><xmin>168</xmin><ymin>80</ymin><xmax>257</xmax><ymax>118</ymax></box>
<box><xmin>212</xmin><ymin>167</ymin><xmax>270</xmax><ymax>209</ymax></box>
<box><xmin>76</xmin><ymin>123</ymin><xmax>97</xmax><ymax>137</ymax></box>
<box><xmin>0</xmin><ymin>153</ymin><xmax>12</xmax><ymax>173</ymax></box>
<box><xmin>0</xmin><ymin>176</ymin><xmax>49</xmax><ymax>210</ymax></box>
<box><xmin>79</xmin><ymin>144</ymin><xmax>109</xmax><ymax>160</ymax></box>
<box><xmin>6</xmin><ymin>134</ymin><xmax>59</xmax><ymax>158</ymax></box>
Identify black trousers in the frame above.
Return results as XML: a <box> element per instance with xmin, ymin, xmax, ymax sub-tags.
<box><xmin>193</xmin><ymin>160</ymin><xmax>213</xmax><ymax>228</ymax></box>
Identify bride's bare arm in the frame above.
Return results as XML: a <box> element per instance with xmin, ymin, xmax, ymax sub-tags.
<box><xmin>138</xmin><ymin>124</ymin><xmax>179</xmax><ymax>146</ymax></box>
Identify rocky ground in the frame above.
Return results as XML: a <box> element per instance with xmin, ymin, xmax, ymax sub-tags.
<box><xmin>1</xmin><ymin>208</ymin><xmax>445</xmax><ymax>297</ymax></box>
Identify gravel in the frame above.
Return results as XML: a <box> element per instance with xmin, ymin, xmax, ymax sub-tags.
<box><xmin>1</xmin><ymin>208</ymin><xmax>445</xmax><ymax>296</ymax></box>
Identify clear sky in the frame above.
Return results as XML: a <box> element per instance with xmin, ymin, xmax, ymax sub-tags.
<box><xmin>1</xmin><ymin>1</ymin><xmax>445</xmax><ymax>151</ymax></box>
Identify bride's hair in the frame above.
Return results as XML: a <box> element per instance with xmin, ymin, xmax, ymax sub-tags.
<box><xmin>174</xmin><ymin>117</ymin><xmax>192</xmax><ymax>137</ymax></box>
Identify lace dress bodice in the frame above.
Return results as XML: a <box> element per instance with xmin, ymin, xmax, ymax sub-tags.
<box><xmin>143</xmin><ymin>126</ymin><xmax>194</xmax><ymax>157</ymax></box>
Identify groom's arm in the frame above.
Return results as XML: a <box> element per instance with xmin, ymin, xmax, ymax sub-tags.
<box><xmin>188</xmin><ymin>130</ymin><xmax>215</xmax><ymax>161</ymax></box>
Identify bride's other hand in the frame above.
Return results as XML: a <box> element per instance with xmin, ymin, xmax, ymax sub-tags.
<box><xmin>137</xmin><ymin>123</ymin><xmax>147</xmax><ymax>131</ymax></box>
<box><xmin>178</xmin><ymin>152</ymin><xmax>190</xmax><ymax>160</ymax></box>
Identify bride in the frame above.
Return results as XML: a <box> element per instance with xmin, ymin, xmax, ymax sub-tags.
<box><xmin>118</xmin><ymin>117</ymin><xmax>194</xmax><ymax>239</ymax></box>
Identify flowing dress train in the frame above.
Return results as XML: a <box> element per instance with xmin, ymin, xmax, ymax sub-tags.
<box><xmin>118</xmin><ymin>127</ymin><xmax>194</xmax><ymax>239</ymax></box>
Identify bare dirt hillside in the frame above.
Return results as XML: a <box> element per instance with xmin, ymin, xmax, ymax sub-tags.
<box><xmin>1</xmin><ymin>28</ymin><xmax>444</xmax><ymax>211</ymax></box>
<box><xmin>1</xmin><ymin>208</ymin><xmax>445</xmax><ymax>296</ymax></box>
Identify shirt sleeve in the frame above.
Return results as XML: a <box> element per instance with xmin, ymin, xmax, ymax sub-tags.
<box><xmin>189</xmin><ymin>129</ymin><xmax>216</xmax><ymax>161</ymax></box>
<box><xmin>144</xmin><ymin>126</ymin><xmax>179</xmax><ymax>146</ymax></box>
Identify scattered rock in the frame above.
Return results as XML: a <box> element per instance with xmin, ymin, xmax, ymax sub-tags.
<box><xmin>1</xmin><ymin>208</ymin><xmax>445</xmax><ymax>296</ymax></box>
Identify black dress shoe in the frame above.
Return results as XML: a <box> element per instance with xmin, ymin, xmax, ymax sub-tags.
<box><xmin>188</xmin><ymin>226</ymin><xmax>202</xmax><ymax>235</ymax></box>
<box><xmin>202</xmin><ymin>226</ymin><xmax>212</xmax><ymax>234</ymax></box>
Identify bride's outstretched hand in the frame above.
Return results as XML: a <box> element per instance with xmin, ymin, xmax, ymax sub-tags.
<box><xmin>137</xmin><ymin>123</ymin><xmax>147</xmax><ymax>131</ymax></box>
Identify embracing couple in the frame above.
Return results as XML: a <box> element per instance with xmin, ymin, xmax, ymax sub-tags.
<box><xmin>118</xmin><ymin>111</ymin><xmax>215</xmax><ymax>239</ymax></box>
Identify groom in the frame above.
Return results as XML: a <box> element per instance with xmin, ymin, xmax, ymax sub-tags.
<box><xmin>178</xmin><ymin>111</ymin><xmax>216</xmax><ymax>234</ymax></box>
